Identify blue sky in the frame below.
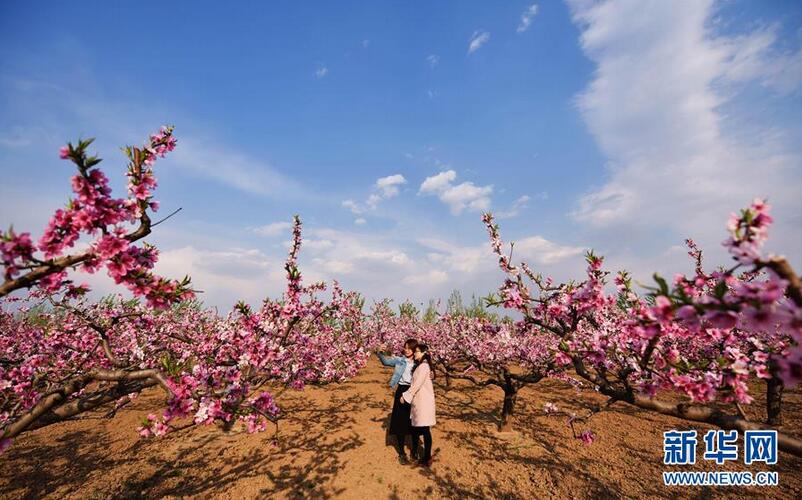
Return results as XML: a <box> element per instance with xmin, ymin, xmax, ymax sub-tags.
<box><xmin>1</xmin><ymin>1</ymin><xmax>801</xmax><ymax>310</ymax></box>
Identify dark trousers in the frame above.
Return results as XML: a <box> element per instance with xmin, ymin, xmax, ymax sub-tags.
<box><xmin>390</xmin><ymin>384</ymin><xmax>412</xmax><ymax>457</ymax></box>
<box><xmin>395</xmin><ymin>430</ymin><xmax>412</xmax><ymax>457</ymax></box>
<box><xmin>394</xmin><ymin>425</ymin><xmax>420</xmax><ymax>458</ymax></box>
<box><xmin>410</xmin><ymin>426</ymin><xmax>432</xmax><ymax>461</ymax></box>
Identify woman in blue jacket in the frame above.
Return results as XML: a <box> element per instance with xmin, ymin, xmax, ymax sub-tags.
<box><xmin>376</xmin><ymin>338</ymin><xmax>418</xmax><ymax>464</ymax></box>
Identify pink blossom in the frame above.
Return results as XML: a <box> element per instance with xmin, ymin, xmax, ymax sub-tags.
<box><xmin>93</xmin><ymin>235</ymin><xmax>129</xmax><ymax>260</ymax></box>
<box><xmin>651</xmin><ymin>295</ymin><xmax>673</xmax><ymax>322</ymax></box>
<box><xmin>676</xmin><ymin>305</ymin><xmax>701</xmax><ymax>331</ymax></box>
<box><xmin>754</xmin><ymin>364</ymin><xmax>771</xmax><ymax>379</ymax></box>
<box><xmin>704</xmin><ymin>310</ymin><xmax>738</xmax><ymax>329</ymax></box>
<box><xmin>543</xmin><ymin>402</ymin><xmax>559</xmax><ymax>414</ymax></box>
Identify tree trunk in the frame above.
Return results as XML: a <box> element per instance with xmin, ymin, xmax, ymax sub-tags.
<box><xmin>499</xmin><ymin>380</ymin><xmax>517</xmax><ymax>432</ymax></box>
<box><xmin>767</xmin><ymin>373</ymin><xmax>783</xmax><ymax>426</ymax></box>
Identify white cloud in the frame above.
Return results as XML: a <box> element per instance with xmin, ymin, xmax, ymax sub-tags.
<box><xmin>253</xmin><ymin>221</ymin><xmax>292</xmax><ymax>237</ymax></box>
<box><xmin>343</xmin><ymin>173</ymin><xmax>407</xmax><ymax>214</ymax></box>
<box><xmin>302</xmin><ymin>238</ymin><xmax>335</xmax><ymax>251</ymax></box>
<box><xmin>419</xmin><ymin>170</ymin><xmax>457</xmax><ymax>194</ymax></box>
<box><xmin>567</xmin><ymin>0</ymin><xmax>802</xmax><ymax>271</ymax></box>
<box><xmin>366</xmin><ymin>193</ymin><xmax>382</xmax><ymax>209</ymax></box>
<box><xmin>159</xmin><ymin>227</ymin><xmax>426</xmax><ymax>305</ymax></box>
<box><xmin>418</xmin><ymin>233</ymin><xmax>584</xmax><ymax>273</ymax></box>
<box><xmin>403</xmin><ymin>270</ymin><xmax>449</xmax><ymax>286</ymax></box>
<box><xmin>497</xmin><ymin>195</ymin><xmax>531</xmax><ymax>219</ymax></box>
<box><xmin>354</xmin><ymin>217</ymin><xmax>367</xmax><ymax>225</ymax></box>
<box><xmin>419</xmin><ymin>170</ymin><xmax>493</xmax><ymax>215</ymax></box>
<box><xmin>417</xmin><ymin>238</ymin><xmax>490</xmax><ymax>274</ymax></box>
<box><xmin>426</xmin><ymin>54</ymin><xmax>440</xmax><ymax>68</ymax></box>
<box><xmin>468</xmin><ymin>31</ymin><xmax>491</xmax><ymax>54</ymax></box>
<box><xmin>297</xmin><ymin>228</ymin><xmax>417</xmax><ymax>285</ymax></box>
<box><xmin>375</xmin><ymin>174</ymin><xmax>407</xmax><ymax>198</ymax></box>
<box><xmin>514</xmin><ymin>236</ymin><xmax>586</xmax><ymax>265</ymax></box>
<box><xmin>366</xmin><ymin>249</ymin><xmax>411</xmax><ymax>265</ymax></box>
<box><xmin>315</xmin><ymin>66</ymin><xmax>328</xmax><ymax>78</ymax></box>
<box><xmin>171</xmin><ymin>138</ymin><xmax>308</xmax><ymax>200</ymax></box>
<box><xmin>517</xmin><ymin>4</ymin><xmax>539</xmax><ymax>33</ymax></box>
<box><xmin>342</xmin><ymin>199</ymin><xmax>364</xmax><ymax>214</ymax></box>
<box><xmin>440</xmin><ymin>182</ymin><xmax>492</xmax><ymax>214</ymax></box>
<box><xmin>312</xmin><ymin>258</ymin><xmax>354</xmax><ymax>275</ymax></box>
<box><xmin>718</xmin><ymin>25</ymin><xmax>802</xmax><ymax>95</ymax></box>
<box><xmin>154</xmin><ymin>246</ymin><xmax>285</xmax><ymax>309</ymax></box>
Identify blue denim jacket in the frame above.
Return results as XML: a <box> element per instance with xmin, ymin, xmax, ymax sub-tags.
<box><xmin>376</xmin><ymin>352</ymin><xmax>412</xmax><ymax>388</ymax></box>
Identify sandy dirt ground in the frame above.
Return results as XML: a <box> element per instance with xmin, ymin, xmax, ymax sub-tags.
<box><xmin>2</xmin><ymin>358</ymin><xmax>801</xmax><ymax>499</ymax></box>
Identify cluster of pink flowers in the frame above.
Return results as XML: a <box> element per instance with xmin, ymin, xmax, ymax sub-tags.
<box><xmin>124</xmin><ymin>220</ymin><xmax>369</xmax><ymax>439</ymax></box>
<box><xmin>723</xmin><ymin>198</ymin><xmax>773</xmax><ymax>265</ymax></box>
<box><xmin>578</xmin><ymin>430</ymin><xmax>595</xmax><ymax>445</ymax></box>
<box><xmin>138</xmin><ymin>414</ymin><xmax>170</xmax><ymax>438</ymax></box>
<box><xmin>1</xmin><ymin>216</ymin><xmax>371</xmax><ymax>452</ymax></box>
<box><xmin>1</xmin><ymin>132</ymin><xmax>369</xmax><ymax>453</ymax></box>
<box><xmin>0</xmin><ymin>229</ymin><xmax>35</xmax><ymax>280</ymax></box>
<box><xmin>1</xmin><ymin>127</ymin><xmax>191</xmax><ymax>309</ymax></box>
<box><xmin>144</xmin><ymin>126</ymin><xmax>177</xmax><ymax>166</ymax></box>
<box><xmin>481</xmin><ymin>199</ymin><xmax>802</xmax><ymax>455</ymax></box>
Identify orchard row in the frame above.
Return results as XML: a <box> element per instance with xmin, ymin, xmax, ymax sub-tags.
<box><xmin>1</xmin><ymin>128</ymin><xmax>800</xmax><ymax>457</ymax></box>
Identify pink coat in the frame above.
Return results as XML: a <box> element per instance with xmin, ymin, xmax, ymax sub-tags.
<box><xmin>401</xmin><ymin>362</ymin><xmax>436</xmax><ymax>427</ymax></box>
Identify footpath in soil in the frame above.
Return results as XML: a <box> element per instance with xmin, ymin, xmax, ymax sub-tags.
<box><xmin>2</xmin><ymin>358</ymin><xmax>801</xmax><ymax>499</ymax></box>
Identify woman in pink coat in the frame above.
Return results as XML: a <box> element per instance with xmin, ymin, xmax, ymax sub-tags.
<box><xmin>400</xmin><ymin>344</ymin><xmax>436</xmax><ymax>466</ymax></box>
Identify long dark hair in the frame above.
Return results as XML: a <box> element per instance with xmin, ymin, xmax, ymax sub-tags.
<box><xmin>412</xmin><ymin>343</ymin><xmax>433</xmax><ymax>375</ymax></box>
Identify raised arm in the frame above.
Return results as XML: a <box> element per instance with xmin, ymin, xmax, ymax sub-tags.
<box><xmin>375</xmin><ymin>351</ymin><xmax>398</xmax><ymax>367</ymax></box>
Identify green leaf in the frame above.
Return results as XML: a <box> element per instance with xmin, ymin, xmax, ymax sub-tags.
<box><xmin>653</xmin><ymin>273</ymin><xmax>669</xmax><ymax>296</ymax></box>
<box><xmin>85</xmin><ymin>156</ymin><xmax>103</xmax><ymax>168</ymax></box>
<box><xmin>714</xmin><ymin>280</ymin><xmax>728</xmax><ymax>299</ymax></box>
<box><xmin>743</xmin><ymin>208</ymin><xmax>754</xmax><ymax>225</ymax></box>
